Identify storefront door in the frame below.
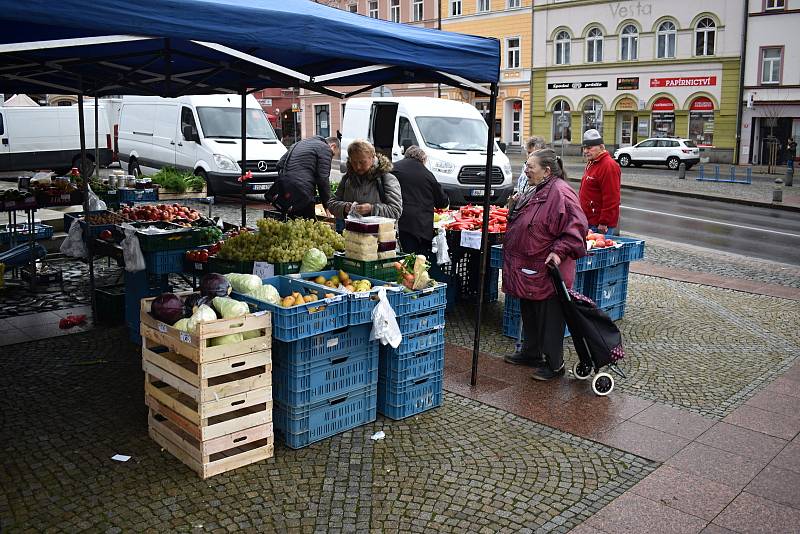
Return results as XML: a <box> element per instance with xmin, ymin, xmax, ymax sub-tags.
<box><xmin>618</xmin><ymin>113</ymin><xmax>634</xmax><ymax>147</ymax></box>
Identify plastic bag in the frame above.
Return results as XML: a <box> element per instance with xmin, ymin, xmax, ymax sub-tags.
<box><xmin>120</xmin><ymin>224</ymin><xmax>146</xmax><ymax>272</ymax></box>
<box><xmin>59</xmin><ymin>220</ymin><xmax>88</xmax><ymax>259</ymax></box>
<box><xmin>86</xmin><ymin>185</ymin><xmax>107</xmax><ymax>211</ymax></box>
<box><xmin>370</xmin><ymin>287</ymin><xmax>402</xmax><ymax>348</ymax></box>
<box><xmin>432</xmin><ymin>228</ymin><xmax>450</xmax><ymax>265</ymax></box>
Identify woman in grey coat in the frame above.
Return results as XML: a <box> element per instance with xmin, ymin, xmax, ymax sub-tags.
<box><xmin>328</xmin><ymin>139</ymin><xmax>403</xmax><ymax>220</ymax></box>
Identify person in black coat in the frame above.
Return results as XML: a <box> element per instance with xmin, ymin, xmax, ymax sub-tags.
<box><xmin>392</xmin><ymin>145</ymin><xmax>449</xmax><ymax>258</ymax></box>
<box><xmin>267</xmin><ymin>135</ymin><xmax>340</xmax><ymax>219</ymax></box>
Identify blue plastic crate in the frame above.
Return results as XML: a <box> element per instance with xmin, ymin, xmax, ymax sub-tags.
<box><xmin>144</xmin><ymin>248</ymin><xmax>187</xmax><ymax>275</ymax></box>
<box><xmin>604</xmin><ymin>302</ymin><xmax>625</xmax><ymax>321</ymax></box>
<box><xmin>616</xmin><ymin>237</ymin><xmax>646</xmax><ymax>263</ymax></box>
<box><xmin>502</xmin><ymin>300</ymin><xmax>571</xmax><ymax>339</ymax></box>
<box><xmin>383</xmin><ymin>327</ymin><xmax>445</xmax><ymax>357</ymax></box>
<box><xmin>274</xmin><ymin>385</ymin><xmax>377</xmax><ymax>449</ymax></box>
<box><xmin>234</xmin><ymin>276</ymin><xmax>349</xmax><ymax>342</ymax></box>
<box><xmin>578</xmin><ymin>245</ymin><xmax>625</xmax><ymax>272</ymax></box>
<box><xmin>117</xmin><ymin>188</ymin><xmax>158</xmax><ymax>203</ymax></box>
<box><xmin>386</xmin><ymin>283</ymin><xmax>447</xmax><ymax>316</ymax></box>
<box><xmin>379</xmin><ymin>343</ymin><xmax>444</xmax><ymax>385</ymax></box>
<box><xmin>377</xmin><ymin>370</ymin><xmax>443</xmax><ymax>420</ymax></box>
<box><xmin>0</xmin><ymin>223</ymin><xmax>53</xmax><ymax>245</ymax></box>
<box><xmin>490</xmin><ymin>244</ymin><xmax>503</xmax><ymax>269</ymax></box>
<box><xmin>273</xmin><ymin>343</ymin><xmax>378</xmax><ymax>406</ymax></box>
<box><xmin>272</xmin><ymin>324</ymin><xmax>373</xmax><ymax>367</ymax></box>
<box><xmin>585</xmin><ymin>263</ymin><xmax>630</xmax><ymax>308</ymax></box>
<box><xmin>295</xmin><ymin>270</ymin><xmax>387</xmax><ymax>325</ymax></box>
<box><xmin>396</xmin><ymin>307</ymin><xmax>445</xmax><ymax>336</ymax></box>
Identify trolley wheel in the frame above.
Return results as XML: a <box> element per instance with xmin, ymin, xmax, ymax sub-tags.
<box><xmin>572</xmin><ymin>361</ymin><xmax>592</xmax><ymax>380</ymax></box>
<box><xmin>591</xmin><ymin>373</ymin><xmax>615</xmax><ymax>396</ymax></box>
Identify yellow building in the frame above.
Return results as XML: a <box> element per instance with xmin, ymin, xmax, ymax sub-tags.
<box><xmin>441</xmin><ymin>0</ymin><xmax>533</xmax><ymax>150</ymax></box>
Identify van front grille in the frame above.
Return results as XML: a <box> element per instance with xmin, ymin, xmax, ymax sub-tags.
<box><xmin>457</xmin><ymin>166</ymin><xmax>503</xmax><ymax>185</ymax></box>
<box><xmin>239</xmin><ymin>160</ymin><xmax>279</xmax><ymax>173</ymax></box>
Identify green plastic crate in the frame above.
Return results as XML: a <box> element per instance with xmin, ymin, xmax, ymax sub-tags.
<box><xmin>334</xmin><ymin>254</ymin><xmax>408</xmax><ymax>282</ymax></box>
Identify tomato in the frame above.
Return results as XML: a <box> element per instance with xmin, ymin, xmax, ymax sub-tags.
<box><xmin>199</xmin><ymin>250</ymin><xmax>209</xmax><ymax>262</ymax></box>
<box><xmin>99</xmin><ymin>230</ymin><xmax>113</xmax><ymax>240</ymax></box>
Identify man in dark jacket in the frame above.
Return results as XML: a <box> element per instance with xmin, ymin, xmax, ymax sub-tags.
<box><xmin>392</xmin><ymin>145</ymin><xmax>449</xmax><ymax>258</ymax></box>
<box><xmin>267</xmin><ymin>135</ymin><xmax>340</xmax><ymax>219</ymax></box>
<box><xmin>579</xmin><ymin>129</ymin><xmax>620</xmax><ymax>235</ymax></box>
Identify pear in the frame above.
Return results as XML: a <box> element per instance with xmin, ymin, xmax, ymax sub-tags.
<box><xmin>314</xmin><ymin>275</ymin><xmax>327</xmax><ymax>285</ymax></box>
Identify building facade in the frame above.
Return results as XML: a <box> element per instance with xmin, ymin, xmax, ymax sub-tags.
<box><xmin>530</xmin><ymin>0</ymin><xmax>744</xmax><ymax>162</ymax></box>
<box><xmin>740</xmin><ymin>0</ymin><xmax>800</xmax><ymax>166</ymax></box>
<box><xmin>297</xmin><ymin>0</ymin><xmax>440</xmax><ymax>140</ymax></box>
<box><xmin>440</xmin><ymin>0</ymin><xmax>532</xmax><ymax>149</ymax></box>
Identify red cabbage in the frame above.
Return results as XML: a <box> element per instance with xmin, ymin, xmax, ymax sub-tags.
<box><xmin>150</xmin><ymin>293</ymin><xmax>185</xmax><ymax>325</ymax></box>
<box><xmin>200</xmin><ymin>273</ymin><xmax>232</xmax><ymax>298</ymax></box>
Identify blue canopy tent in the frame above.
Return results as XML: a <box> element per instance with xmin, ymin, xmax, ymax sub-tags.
<box><xmin>0</xmin><ymin>0</ymin><xmax>501</xmax><ymax>385</ymax></box>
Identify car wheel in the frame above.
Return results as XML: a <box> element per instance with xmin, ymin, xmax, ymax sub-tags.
<box><xmin>195</xmin><ymin>169</ymin><xmax>213</xmax><ymax>196</ymax></box>
<box><xmin>128</xmin><ymin>157</ymin><xmax>142</xmax><ymax>177</ymax></box>
<box><xmin>71</xmin><ymin>155</ymin><xmax>96</xmax><ymax>177</ymax></box>
<box><xmin>667</xmin><ymin>156</ymin><xmax>680</xmax><ymax>171</ymax></box>
<box><xmin>618</xmin><ymin>154</ymin><xmax>631</xmax><ymax>167</ymax></box>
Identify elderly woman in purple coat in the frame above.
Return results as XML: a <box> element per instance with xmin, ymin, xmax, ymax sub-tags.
<box><xmin>502</xmin><ymin>148</ymin><xmax>588</xmax><ymax>381</ymax></box>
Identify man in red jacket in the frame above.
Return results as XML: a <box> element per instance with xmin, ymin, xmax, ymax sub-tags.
<box><xmin>579</xmin><ymin>129</ymin><xmax>620</xmax><ymax>235</ymax></box>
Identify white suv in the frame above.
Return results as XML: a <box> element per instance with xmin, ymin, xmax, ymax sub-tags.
<box><xmin>614</xmin><ymin>138</ymin><xmax>700</xmax><ymax>171</ymax></box>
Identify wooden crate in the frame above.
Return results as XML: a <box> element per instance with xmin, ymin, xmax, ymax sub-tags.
<box><xmin>149</xmin><ymin>410</ymin><xmax>273</xmax><ymax>479</ymax></box>
<box><xmin>139</xmin><ymin>291</ymin><xmax>271</xmax><ymax>363</ymax></box>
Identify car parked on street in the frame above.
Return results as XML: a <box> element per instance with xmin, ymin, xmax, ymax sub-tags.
<box><xmin>613</xmin><ymin>137</ymin><xmax>700</xmax><ymax>171</ymax></box>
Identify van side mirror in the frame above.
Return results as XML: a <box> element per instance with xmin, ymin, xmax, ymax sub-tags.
<box><xmin>497</xmin><ymin>142</ymin><xmax>507</xmax><ymax>153</ymax></box>
<box><xmin>183</xmin><ymin>125</ymin><xmax>198</xmax><ymax>142</ymax></box>
<box><xmin>401</xmin><ymin>139</ymin><xmax>413</xmax><ymax>152</ymax></box>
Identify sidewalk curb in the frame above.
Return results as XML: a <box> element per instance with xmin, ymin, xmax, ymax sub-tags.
<box><xmin>564</xmin><ymin>177</ymin><xmax>800</xmax><ymax>213</ymax></box>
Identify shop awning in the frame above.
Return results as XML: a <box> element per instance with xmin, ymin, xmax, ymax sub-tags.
<box><xmin>0</xmin><ymin>0</ymin><xmax>500</xmax><ymax>97</ymax></box>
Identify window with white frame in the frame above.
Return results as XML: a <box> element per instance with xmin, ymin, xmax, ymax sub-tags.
<box><xmin>620</xmin><ymin>24</ymin><xmax>638</xmax><ymax>61</ymax></box>
<box><xmin>413</xmin><ymin>0</ymin><xmax>423</xmax><ymax>21</ymax></box>
<box><xmin>507</xmin><ymin>0</ymin><xmax>520</xmax><ymax>7</ymax></box>
<box><xmin>657</xmin><ymin>21</ymin><xmax>677</xmax><ymax>58</ymax></box>
<box><xmin>765</xmin><ymin>0</ymin><xmax>785</xmax><ymax>10</ymax></box>
<box><xmin>390</xmin><ymin>0</ymin><xmax>400</xmax><ymax>22</ymax></box>
<box><xmin>349</xmin><ymin>3</ymin><xmax>357</xmax><ymax>13</ymax></box>
<box><xmin>506</xmin><ymin>38</ymin><xmax>520</xmax><ymax>69</ymax></box>
<box><xmin>369</xmin><ymin>0</ymin><xmax>378</xmax><ymax>18</ymax></box>
<box><xmin>695</xmin><ymin>18</ymin><xmax>715</xmax><ymax>56</ymax></box>
<box><xmin>586</xmin><ymin>28</ymin><xmax>603</xmax><ymax>63</ymax></box>
<box><xmin>450</xmin><ymin>0</ymin><xmax>462</xmax><ymax>16</ymax></box>
<box><xmin>761</xmin><ymin>47</ymin><xmax>782</xmax><ymax>84</ymax></box>
<box><xmin>555</xmin><ymin>31</ymin><xmax>571</xmax><ymax>65</ymax></box>
<box><xmin>478</xmin><ymin>0</ymin><xmax>490</xmax><ymax>12</ymax></box>
<box><xmin>552</xmin><ymin>100</ymin><xmax>571</xmax><ymax>143</ymax></box>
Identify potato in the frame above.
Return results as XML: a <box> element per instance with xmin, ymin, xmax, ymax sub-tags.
<box><xmin>282</xmin><ymin>296</ymin><xmax>296</xmax><ymax>307</ymax></box>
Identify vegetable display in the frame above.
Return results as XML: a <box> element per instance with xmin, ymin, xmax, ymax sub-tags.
<box><xmin>300</xmin><ymin>247</ymin><xmax>328</xmax><ymax>273</ymax></box>
<box><xmin>211</xmin><ymin>296</ymin><xmax>249</xmax><ymax>319</ymax></box>
<box><xmin>586</xmin><ymin>231</ymin><xmax>618</xmax><ymax>250</ymax></box>
<box><xmin>216</xmin><ymin>218</ymin><xmax>344</xmax><ymax>264</ymax></box>
<box><xmin>444</xmin><ymin>205</ymin><xmax>507</xmax><ymax>233</ymax></box>
<box><xmin>199</xmin><ymin>273</ymin><xmax>232</xmax><ymax>298</ymax></box>
<box><xmin>223</xmin><ymin>273</ymin><xmax>262</xmax><ymax>295</ymax></box>
<box><xmin>393</xmin><ymin>255</ymin><xmax>434</xmax><ymax>291</ymax></box>
<box><xmin>244</xmin><ymin>284</ymin><xmax>281</xmax><ymax>305</ymax></box>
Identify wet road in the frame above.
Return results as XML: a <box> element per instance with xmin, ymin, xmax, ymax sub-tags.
<box><xmin>615</xmin><ymin>189</ymin><xmax>800</xmax><ymax>266</ymax></box>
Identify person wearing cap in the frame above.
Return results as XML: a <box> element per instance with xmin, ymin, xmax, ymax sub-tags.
<box><xmin>579</xmin><ymin>129</ymin><xmax>621</xmax><ymax>236</ymax></box>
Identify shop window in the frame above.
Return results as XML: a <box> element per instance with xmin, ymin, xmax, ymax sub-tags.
<box><xmin>369</xmin><ymin>0</ymin><xmax>378</xmax><ymax>18</ymax></box>
<box><xmin>478</xmin><ymin>0</ymin><xmax>490</xmax><ymax>12</ymax></box>
<box><xmin>450</xmin><ymin>0</ymin><xmax>462</xmax><ymax>16</ymax></box>
<box><xmin>765</xmin><ymin>0</ymin><xmax>785</xmax><ymax>10</ymax></box>
<box><xmin>506</xmin><ymin>38</ymin><xmax>520</xmax><ymax>69</ymax></box>
<box><xmin>582</xmin><ymin>99</ymin><xmax>603</xmax><ymax>137</ymax></box>
<box><xmin>555</xmin><ymin>31</ymin><xmax>571</xmax><ymax>65</ymax></box>
<box><xmin>552</xmin><ymin>100</ymin><xmax>571</xmax><ymax>144</ymax></box>
<box><xmin>695</xmin><ymin>18</ymin><xmax>715</xmax><ymax>56</ymax></box>
<box><xmin>657</xmin><ymin>21</ymin><xmax>677</xmax><ymax>58</ymax></box>
<box><xmin>413</xmin><ymin>0</ymin><xmax>423</xmax><ymax>21</ymax></box>
<box><xmin>689</xmin><ymin>112</ymin><xmax>714</xmax><ymax>146</ymax></box>
<box><xmin>315</xmin><ymin>105</ymin><xmax>330</xmax><ymax>138</ymax></box>
<box><xmin>349</xmin><ymin>3</ymin><xmax>357</xmax><ymax>13</ymax></box>
<box><xmin>620</xmin><ymin>25</ymin><xmax>638</xmax><ymax>61</ymax></box>
<box><xmin>390</xmin><ymin>0</ymin><xmax>400</xmax><ymax>22</ymax></box>
<box><xmin>761</xmin><ymin>47</ymin><xmax>782</xmax><ymax>84</ymax></box>
<box><xmin>586</xmin><ymin>28</ymin><xmax>603</xmax><ymax>63</ymax></box>
<box><xmin>651</xmin><ymin>113</ymin><xmax>675</xmax><ymax>138</ymax></box>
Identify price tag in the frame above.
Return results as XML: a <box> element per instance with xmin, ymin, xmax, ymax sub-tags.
<box><xmin>252</xmin><ymin>261</ymin><xmax>274</xmax><ymax>279</ymax></box>
<box><xmin>179</xmin><ymin>332</ymin><xmax>192</xmax><ymax>343</ymax></box>
<box><xmin>460</xmin><ymin>230</ymin><xmax>482</xmax><ymax>250</ymax></box>
<box><xmin>354</xmin><ymin>291</ymin><xmax>370</xmax><ymax>299</ymax></box>
<box><xmin>157</xmin><ymin>322</ymin><xmax>168</xmax><ymax>333</ymax></box>
<box><xmin>253</xmin><ymin>310</ymin><xmax>269</xmax><ymax>317</ymax></box>
<box><xmin>326</xmin><ymin>338</ymin><xmax>340</xmax><ymax>348</ymax></box>
<box><xmin>194</xmin><ymin>263</ymin><xmax>203</xmax><ymax>270</ymax></box>
<box><xmin>108</xmin><ymin>190</ymin><xmax>117</xmax><ymax>195</ymax></box>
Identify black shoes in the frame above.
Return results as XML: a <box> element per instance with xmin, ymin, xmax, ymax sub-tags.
<box><xmin>504</xmin><ymin>351</ymin><xmax>545</xmax><ymax>367</ymax></box>
<box><xmin>530</xmin><ymin>364</ymin><xmax>566</xmax><ymax>381</ymax></box>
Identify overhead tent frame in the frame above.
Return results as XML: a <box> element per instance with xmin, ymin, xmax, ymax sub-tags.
<box><xmin>0</xmin><ymin>0</ymin><xmax>500</xmax><ymax>386</ymax></box>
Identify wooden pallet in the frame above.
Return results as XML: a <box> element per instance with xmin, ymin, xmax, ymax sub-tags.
<box><xmin>149</xmin><ymin>410</ymin><xmax>273</xmax><ymax>479</ymax></box>
<box><xmin>139</xmin><ymin>291</ymin><xmax>271</xmax><ymax>364</ymax></box>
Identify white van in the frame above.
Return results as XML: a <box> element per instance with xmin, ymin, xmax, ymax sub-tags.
<box><xmin>0</xmin><ymin>103</ymin><xmax>113</xmax><ymax>175</ymax></box>
<box><xmin>118</xmin><ymin>94</ymin><xmax>286</xmax><ymax>195</ymax></box>
<box><xmin>340</xmin><ymin>97</ymin><xmax>513</xmax><ymax>206</ymax></box>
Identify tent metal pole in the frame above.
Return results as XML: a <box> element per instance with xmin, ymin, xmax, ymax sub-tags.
<box><xmin>94</xmin><ymin>88</ymin><xmax>99</xmax><ymax>180</ymax></box>
<box><xmin>241</xmin><ymin>91</ymin><xmax>247</xmax><ymax>228</ymax></box>
<box><xmin>470</xmin><ymin>82</ymin><xmax>498</xmax><ymax>387</ymax></box>
<box><xmin>78</xmin><ymin>91</ymin><xmax>89</xmax><ymax>213</ymax></box>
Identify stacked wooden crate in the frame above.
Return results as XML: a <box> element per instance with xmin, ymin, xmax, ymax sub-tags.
<box><xmin>139</xmin><ymin>292</ymin><xmax>273</xmax><ymax>479</ymax></box>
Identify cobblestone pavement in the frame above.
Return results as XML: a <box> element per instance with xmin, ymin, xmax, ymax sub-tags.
<box><xmin>446</xmin><ymin>273</ymin><xmax>800</xmax><ymax>419</ymax></box>
<box><xmin>0</xmin><ymin>328</ymin><xmax>655</xmax><ymax>533</ymax></box>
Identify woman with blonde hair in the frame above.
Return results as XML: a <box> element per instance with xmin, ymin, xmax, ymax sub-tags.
<box><xmin>328</xmin><ymin>139</ymin><xmax>403</xmax><ymax>220</ymax></box>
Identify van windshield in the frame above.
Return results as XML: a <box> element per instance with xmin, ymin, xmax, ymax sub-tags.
<box><xmin>415</xmin><ymin>116</ymin><xmax>489</xmax><ymax>151</ymax></box>
<box><xmin>196</xmin><ymin>107</ymin><xmax>277</xmax><ymax>140</ymax></box>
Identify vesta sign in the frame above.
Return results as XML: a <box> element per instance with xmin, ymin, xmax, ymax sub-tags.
<box><xmin>650</xmin><ymin>76</ymin><xmax>717</xmax><ymax>88</ymax></box>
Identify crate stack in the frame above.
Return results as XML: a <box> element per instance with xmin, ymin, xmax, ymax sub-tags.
<box><xmin>139</xmin><ymin>291</ymin><xmax>274</xmax><ymax>479</ymax></box>
<box><xmin>495</xmin><ymin>237</ymin><xmax>646</xmax><ymax>341</ymax></box>
<box><xmin>377</xmin><ymin>283</ymin><xmax>447</xmax><ymax>419</ymax></box>
<box><xmin>236</xmin><ymin>276</ymin><xmax>379</xmax><ymax>449</ymax></box>
<box><xmin>343</xmin><ymin>217</ymin><xmax>397</xmax><ymax>261</ymax></box>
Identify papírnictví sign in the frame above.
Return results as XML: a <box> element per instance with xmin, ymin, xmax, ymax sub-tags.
<box><xmin>650</xmin><ymin>76</ymin><xmax>717</xmax><ymax>88</ymax></box>
<box><xmin>548</xmin><ymin>81</ymin><xmax>609</xmax><ymax>90</ymax></box>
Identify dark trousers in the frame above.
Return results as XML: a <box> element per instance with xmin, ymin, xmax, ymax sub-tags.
<box><xmin>287</xmin><ymin>203</ymin><xmax>317</xmax><ymax>220</ymax></box>
<box><xmin>520</xmin><ymin>296</ymin><xmax>565</xmax><ymax>371</ymax></box>
<box><xmin>399</xmin><ymin>231</ymin><xmax>432</xmax><ymax>260</ymax></box>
